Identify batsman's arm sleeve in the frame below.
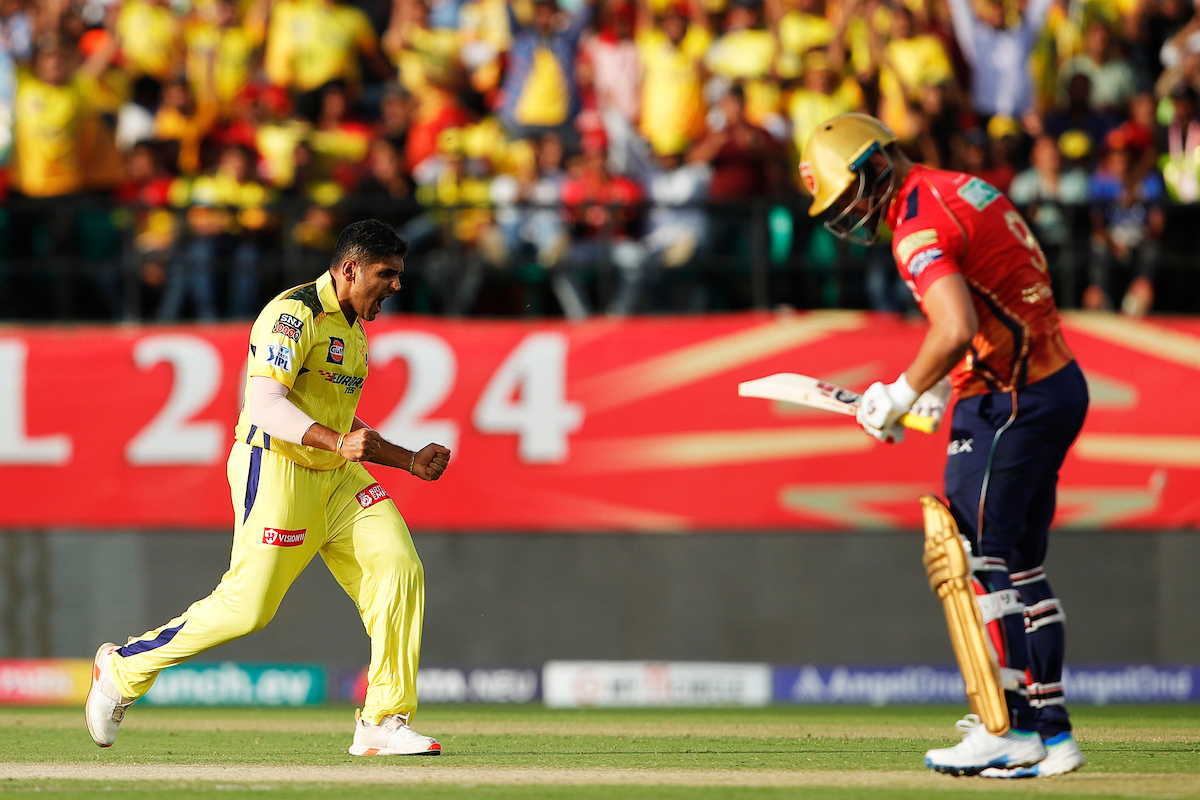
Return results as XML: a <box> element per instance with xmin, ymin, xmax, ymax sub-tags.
<box><xmin>248</xmin><ymin>375</ymin><xmax>319</xmax><ymax>444</ymax></box>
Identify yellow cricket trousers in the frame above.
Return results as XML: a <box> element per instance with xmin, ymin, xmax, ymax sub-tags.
<box><xmin>108</xmin><ymin>441</ymin><xmax>425</xmax><ymax>724</ymax></box>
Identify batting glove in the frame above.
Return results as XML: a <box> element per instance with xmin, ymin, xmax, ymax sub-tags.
<box><xmin>910</xmin><ymin>376</ymin><xmax>952</xmax><ymax>432</ymax></box>
<box><xmin>857</xmin><ymin>374</ymin><xmax>920</xmax><ymax>443</ymax></box>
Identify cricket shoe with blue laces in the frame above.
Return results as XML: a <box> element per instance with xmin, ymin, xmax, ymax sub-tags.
<box><xmin>924</xmin><ymin>714</ymin><xmax>1046</xmax><ymax>776</ymax></box>
<box><xmin>979</xmin><ymin>731</ymin><xmax>1085</xmax><ymax>778</ymax></box>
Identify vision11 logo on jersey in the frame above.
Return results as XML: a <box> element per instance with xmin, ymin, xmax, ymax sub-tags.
<box><xmin>262</xmin><ymin>527</ymin><xmax>306</xmax><ymax>547</ymax></box>
<box><xmin>327</xmin><ymin>337</ymin><xmax>345</xmax><ymax>365</ymax></box>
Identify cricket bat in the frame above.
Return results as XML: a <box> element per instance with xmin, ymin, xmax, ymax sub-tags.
<box><xmin>738</xmin><ymin>373</ymin><xmax>938</xmax><ymax>434</ymax></box>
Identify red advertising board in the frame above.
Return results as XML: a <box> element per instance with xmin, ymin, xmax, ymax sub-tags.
<box><xmin>1</xmin><ymin>311</ymin><xmax>1197</xmax><ymax>531</ymax></box>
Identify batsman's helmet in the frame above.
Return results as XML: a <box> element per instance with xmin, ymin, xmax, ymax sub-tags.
<box><xmin>799</xmin><ymin>113</ymin><xmax>898</xmax><ymax>245</ymax></box>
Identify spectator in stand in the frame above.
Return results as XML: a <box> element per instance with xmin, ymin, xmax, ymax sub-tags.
<box><xmin>9</xmin><ymin>27</ymin><xmax>123</xmax><ymax>305</ymax></box>
<box><xmin>376</xmin><ymin>83</ymin><xmax>414</xmax><ymax>144</ymax></box>
<box><xmin>634</xmin><ymin>0</ymin><xmax>712</xmax><ymax>159</ymax></box>
<box><xmin>154</xmin><ymin>77</ymin><xmax>220</xmax><ymax>176</ymax></box>
<box><xmin>251</xmin><ymin>85</ymin><xmax>310</xmax><ymax>190</ymax></box>
<box><xmin>1087</xmin><ymin>122</ymin><xmax>1164</xmax><ymax>315</ymax></box>
<box><xmin>357</xmin><ymin>136</ymin><xmax>419</xmax><ymax>216</ymax></box>
<box><xmin>1160</xmin><ymin>83</ymin><xmax>1200</xmax><ymax>202</ymax></box>
<box><xmin>585</xmin><ymin>0</ymin><xmax>640</xmax><ymax>130</ymax></box>
<box><xmin>456</xmin><ymin>0</ymin><xmax>512</xmax><ymax>99</ymax></box>
<box><xmin>11</xmin><ymin>32</ymin><xmax>121</xmax><ymax>200</ymax></box>
<box><xmin>1060</xmin><ymin>19</ymin><xmax>1138</xmax><ymax>116</ymax></box>
<box><xmin>948</xmin><ymin>0</ymin><xmax>1054</xmax><ymax>119</ymax></box>
<box><xmin>773</xmin><ymin>0</ymin><xmax>834</xmax><ymax>72</ymax></box>
<box><xmin>706</xmin><ymin>0</ymin><xmax>783</xmax><ymax>136</ymax></box>
<box><xmin>116</xmin><ymin>0</ymin><xmax>183</xmax><ymax>87</ymax></box>
<box><xmin>309</xmin><ymin>80</ymin><xmax>374</xmax><ymax>191</ymax></box>
<box><xmin>557</xmin><ymin>125</ymin><xmax>647</xmax><ymax>318</ymax></box>
<box><xmin>382</xmin><ymin>0</ymin><xmax>460</xmax><ymax>101</ymax></box>
<box><xmin>786</xmin><ymin>49</ymin><xmax>863</xmax><ymax>163</ymax></box>
<box><xmin>162</xmin><ymin>143</ymin><xmax>275</xmax><ymax>320</ymax></box>
<box><xmin>115</xmin><ymin>140</ymin><xmax>178</xmax><ymax>314</ymax></box>
<box><xmin>482</xmin><ymin>131</ymin><xmax>570</xmax><ymax>274</ymax></box>
<box><xmin>626</xmin><ymin>132</ymin><xmax>713</xmax><ymax>312</ymax></box>
<box><xmin>184</xmin><ymin>0</ymin><xmax>269</xmax><ymax>119</ymax></box>
<box><xmin>688</xmin><ymin>83</ymin><xmax>783</xmax><ymax>308</ymax></box>
<box><xmin>264</xmin><ymin>0</ymin><xmax>394</xmax><ymax>120</ymax></box>
<box><xmin>1043</xmin><ymin>72</ymin><xmax>1119</xmax><ymax>154</ymax></box>
<box><xmin>873</xmin><ymin>4</ymin><xmax>954</xmax><ymax>144</ymax></box>
<box><xmin>1009</xmin><ymin>132</ymin><xmax>1091</xmax><ymax>301</ymax></box>
<box><xmin>411</xmin><ymin>127</ymin><xmax>495</xmax><ymax>313</ymax></box>
<box><xmin>499</xmin><ymin>0</ymin><xmax>596</xmax><ymax>142</ymax></box>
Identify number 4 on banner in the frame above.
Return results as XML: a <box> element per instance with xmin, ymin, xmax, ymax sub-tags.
<box><xmin>473</xmin><ymin>333</ymin><xmax>583</xmax><ymax>463</ymax></box>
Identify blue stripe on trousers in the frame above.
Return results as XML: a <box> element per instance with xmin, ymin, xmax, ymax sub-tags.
<box><xmin>243</xmin><ymin>445</ymin><xmax>263</xmax><ymax>524</ymax></box>
<box><xmin>117</xmin><ymin>621</ymin><xmax>186</xmax><ymax>658</ymax></box>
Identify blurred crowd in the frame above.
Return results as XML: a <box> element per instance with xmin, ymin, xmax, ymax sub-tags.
<box><xmin>3</xmin><ymin>0</ymin><xmax>1200</xmax><ymax>320</ymax></box>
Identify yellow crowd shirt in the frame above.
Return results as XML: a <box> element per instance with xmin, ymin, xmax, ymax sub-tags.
<box><xmin>788</xmin><ymin>79</ymin><xmax>863</xmax><ymax>159</ymax></box>
<box><xmin>637</xmin><ymin>26</ymin><xmax>711</xmax><ymax>156</ymax></box>
<box><xmin>12</xmin><ymin>71</ymin><xmax>88</xmax><ymax>196</ymax></box>
<box><xmin>117</xmin><ymin>0</ymin><xmax>183</xmax><ymax>81</ymax></box>
<box><xmin>265</xmin><ymin>0</ymin><xmax>378</xmax><ymax>91</ymax></box>
<box><xmin>235</xmin><ymin>271</ymin><xmax>369</xmax><ymax>471</ymax></box>
<box><xmin>776</xmin><ymin>10</ymin><xmax>833</xmax><ymax>78</ymax></box>
<box><xmin>703</xmin><ymin>29</ymin><xmax>780</xmax><ymax>126</ymax></box>
<box><xmin>185</xmin><ymin>21</ymin><xmax>263</xmax><ymax>108</ymax></box>
<box><xmin>879</xmin><ymin>35</ymin><xmax>952</xmax><ymax>140</ymax></box>
<box><xmin>513</xmin><ymin>47</ymin><xmax>569</xmax><ymax>126</ymax></box>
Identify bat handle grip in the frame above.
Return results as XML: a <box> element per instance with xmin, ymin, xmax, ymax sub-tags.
<box><xmin>898</xmin><ymin>413</ymin><xmax>938</xmax><ymax>434</ymax></box>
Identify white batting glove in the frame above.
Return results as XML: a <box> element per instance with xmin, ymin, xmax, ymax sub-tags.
<box><xmin>910</xmin><ymin>376</ymin><xmax>952</xmax><ymax>432</ymax></box>
<box><xmin>857</xmin><ymin>374</ymin><xmax>920</xmax><ymax>444</ymax></box>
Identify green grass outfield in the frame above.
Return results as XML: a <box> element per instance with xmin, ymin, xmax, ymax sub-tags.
<box><xmin>2</xmin><ymin>704</ymin><xmax>1197</xmax><ymax>799</ymax></box>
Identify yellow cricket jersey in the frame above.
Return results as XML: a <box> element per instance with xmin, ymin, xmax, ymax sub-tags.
<box><xmin>234</xmin><ymin>271</ymin><xmax>369</xmax><ymax>471</ymax></box>
<box><xmin>265</xmin><ymin>0</ymin><xmax>377</xmax><ymax>91</ymax></box>
<box><xmin>117</xmin><ymin>0</ymin><xmax>182</xmax><ymax>81</ymax></box>
<box><xmin>637</xmin><ymin>27</ymin><xmax>711</xmax><ymax>156</ymax></box>
<box><xmin>12</xmin><ymin>71</ymin><xmax>89</xmax><ymax>197</ymax></box>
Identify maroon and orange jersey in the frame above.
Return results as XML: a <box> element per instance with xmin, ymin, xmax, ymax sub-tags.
<box><xmin>885</xmin><ymin>164</ymin><xmax>1075</xmax><ymax>400</ymax></box>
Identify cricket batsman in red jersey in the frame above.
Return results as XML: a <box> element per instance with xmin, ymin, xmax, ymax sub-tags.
<box><xmin>800</xmin><ymin>114</ymin><xmax>1088</xmax><ymax>778</ymax></box>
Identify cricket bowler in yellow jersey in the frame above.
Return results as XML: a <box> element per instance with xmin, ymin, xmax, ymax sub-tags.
<box><xmin>86</xmin><ymin>220</ymin><xmax>452</xmax><ymax>756</ymax></box>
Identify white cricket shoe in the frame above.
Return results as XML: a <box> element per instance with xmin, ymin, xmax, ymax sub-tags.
<box><xmin>85</xmin><ymin>642</ymin><xmax>133</xmax><ymax>747</ymax></box>
<box><xmin>979</xmin><ymin>731</ymin><xmax>1085</xmax><ymax>778</ymax></box>
<box><xmin>348</xmin><ymin>708</ymin><xmax>441</xmax><ymax>756</ymax></box>
<box><xmin>924</xmin><ymin>714</ymin><xmax>1046</xmax><ymax>777</ymax></box>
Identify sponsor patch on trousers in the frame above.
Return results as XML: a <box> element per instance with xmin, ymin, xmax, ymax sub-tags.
<box><xmin>356</xmin><ymin>483</ymin><xmax>390</xmax><ymax>509</ymax></box>
<box><xmin>263</xmin><ymin>527</ymin><xmax>306</xmax><ymax>547</ymax></box>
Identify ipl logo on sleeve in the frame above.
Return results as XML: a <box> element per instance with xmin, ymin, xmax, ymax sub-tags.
<box><xmin>327</xmin><ymin>337</ymin><xmax>345</xmax><ymax>365</ymax></box>
<box><xmin>265</xmin><ymin>343</ymin><xmax>294</xmax><ymax>372</ymax></box>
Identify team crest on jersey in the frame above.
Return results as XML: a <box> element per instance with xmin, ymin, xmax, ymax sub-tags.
<box><xmin>262</xmin><ymin>527</ymin><xmax>306</xmax><ymax>547</ymax></box>
<box><xmin>265</xmin><ymin>343</ymin><xmax>293</xmax><ymax>372</ymax></box>
<box><xmin>957</xmin><ymin>177</ymin><xmax>1000</xmax><ymax>211</ymax></box>
<box><xmin>271</xmin><ymin>313</ymin><xmax>304</xmax><ymax>341</ymax></box>
<box><xmin>327</xmin><ymin>337</ymin><xmax>345</xmax><ymax>365</ymax></box>
<box><xmin>799</xmin><ymin>162</ymin><xmax>818</xmax><ymax>195</ymax></box>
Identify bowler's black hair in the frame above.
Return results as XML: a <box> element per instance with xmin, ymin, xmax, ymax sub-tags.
<box><xmin>329</xmin><ymin>220</ymin><xmax>409</xmax><ymax>270</ymax></box>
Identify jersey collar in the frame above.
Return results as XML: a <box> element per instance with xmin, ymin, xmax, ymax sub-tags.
<box><xmin>886</xmin><ymin>163</ymin><xmax>928</xmax><ymax>231</ymax></box>
<box><xmin>315</xmin><ymin>271</ymin><xmax>356</xmax><ymax>327</ymax></box>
